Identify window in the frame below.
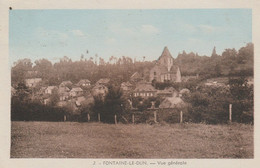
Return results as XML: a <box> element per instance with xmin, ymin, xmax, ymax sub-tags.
<box><xmin>154</xmin><ymin>72</ymin><xmax>156</xmax><ymax>76</ymax></box>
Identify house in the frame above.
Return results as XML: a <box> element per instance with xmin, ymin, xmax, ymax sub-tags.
<box><xmin>58</xmin><ymin>86</ymin><xmax>70</xmax><ymax>93</ymax></box>
<box><xmin>133</xmin><ymin>82</ymin><xmax>157</xmax><ymax>98</ymax></box>
<box><xmin>96</xmin><ymin>78</ymin><xmax>110</xmax><ymax>85</ymax></box>
<box><xmin>69</xmin><ymin>87</ymin><xmax>83</xmax><ymax>97</ymax></box>
<box><xmin>157</xmin><ymin>87</ymin><xmax>178</xmax><ymax>98</ymax></box>
<box><xmin>159</xmin><ymin>97</ymin><xmax>184</xmax><ymax>109</ymax></box>
<box><xmin>58</xmin><ymin>91</ymin><xmax>70</xmax><ymax>101</ymax></box>
<box><xmin>25</xmin><ymin>78</ymin><xmax>42</xmax><ymax>87</ymax></box>
<box><xmin>77</xmin><ymin>79</ymin><xmax>91</xmax><ymax>87</ymax></box>
<box><xmin>59</xmin><ymin>81</ymin><xmax>73</xmax><ymax>88</ymax></box>
<box><xmin>92</xmin><ymin>84</ymin><xmax>108</xmax><ymax>98</ymax></box>
<box><xmin>121</xmin><ymin>82</ymin><xmax>134</xmax><ymax>93</ymax></box>
<box><xmin>45</xmin><ymin>86</ymin><xmax>58</xmax><ymax>94</ymax></box>
<box><xmin>149</xmin><ymin>47</ymin><xmax>181</xmax><ymax>83</ymax></box>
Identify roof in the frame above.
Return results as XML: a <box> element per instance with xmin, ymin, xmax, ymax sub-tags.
<box><xmin>59</xmin><ymin>92</ymin><xmax>69</xmax><ymax>96</ymax></box>
<box><xmin>157</xmin><ymin>87</ymin><xmax>177</xmax><ymax>94</ymax></box>
<box><xmin>130</xmin><ymin>72</ymin><xmax>142</xmax><ymax>79</ymax></box>
<box><xmin>77</xmin><ymin>79</ymin><xmax>91</xmax><ymax>85</ymax></box>
<box><xmin>46</xmin><ymin>86</ymin><xmax>57</xmax><ymax>90</ymax></box>
<box><xmin>70</xmin><ymin>87</ymin><xmax>83</xmax><ymax>92</ymax></box>
<box><xmin>58</xmin><ymin>86</ymin><xmax>70</xmax><ymax>93</ymax></box>
<box><xmin>92</xmin><ymin>84</ymin><xmax>107</xmax><ymax>90</ymax></box>
<box><xmin>25</xmin><ymin>78</ymin><xmax>42</xmax><ymax>83</ymax></box>
<box><xmin>60</xmin><ymin>81</ymin><xmax>73</xmax><ymax>86</ymax></box>
<box><xmin>121</xmin><ymin>81</ymin><xmax>133</xmax><ymax>87</ymax></box>
<box><xmin>134</xmin><ymin>83</ymin><xmax>156</xmax><ymax>92</ymax></box>
<box><xmin>96</xmin><ymin>78</ymin><xmax>110</xmax><ymax>84</ymax></box>
<box><xmin>159</xmin><ymin>97</ymin><xmax>184</xmax><ymax>109</ymax></box>
<box><xmin>158</xmin><ymin>46</ymin><xmax>173</xmax><ymax>60</ymax></box>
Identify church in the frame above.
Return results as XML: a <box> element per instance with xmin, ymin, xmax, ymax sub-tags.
<box><xmin>149</xmin><ymin>47</ymin><xmax>181</xmax><ymax>83</ymax></box>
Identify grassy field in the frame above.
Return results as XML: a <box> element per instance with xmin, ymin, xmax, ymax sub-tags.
<box><xmin>11</xmin><ymin>121</ymin><xmax>253</xmax><ymax>158</ymax></box>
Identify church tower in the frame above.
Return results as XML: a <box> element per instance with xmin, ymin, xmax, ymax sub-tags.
<box><xmin>150</xmin><ymin>46</ymin><xmax>181</xmax><ymax>83</ymax></box>
<box><xmin>158</xmin><ymin>46</ymin><xmax>173</xmax><ymax>69</ymax></box>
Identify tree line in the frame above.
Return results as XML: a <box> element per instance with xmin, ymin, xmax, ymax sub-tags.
<box><xmin>11</xmin><ymin>43</ymin><xmax>253</xmax><ymax>86</ymax></box>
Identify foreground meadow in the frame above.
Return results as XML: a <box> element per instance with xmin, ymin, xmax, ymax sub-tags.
<box><xmin>11</xmin><ymin>121</ymin><xmax>253</xmax><ymax>158</ymax></box>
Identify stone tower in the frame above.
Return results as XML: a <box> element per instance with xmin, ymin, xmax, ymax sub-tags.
<box><xmin>158</xmin><ymin>46</ymin><xmax>173</xmax><ymax>70</ymax></box>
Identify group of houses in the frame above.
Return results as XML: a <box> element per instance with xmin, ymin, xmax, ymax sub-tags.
<box><xmin>12</xmin><ymin>47</ymin><xmax>199</xmax><ymax>111</ymax></box>
<box><xmin>16</xmin><ymin>75</ymin><xmax>190</xmax><ymax>111</ymax></box>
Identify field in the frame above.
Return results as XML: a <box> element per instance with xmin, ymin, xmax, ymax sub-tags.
<box><xmin>11</xmin><ymin>121</ymin><xmax>253</xmax><ymax>158</ymax></box>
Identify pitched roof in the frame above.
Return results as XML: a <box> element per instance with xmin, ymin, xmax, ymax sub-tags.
<box><xmin>46</xmin><ymin>86</ymin><xmax>58</xmax><ymax>90</ymax></box>
<box><xmin>60</xmin><ymin>81</ymin><xmax>73</xmax><ymax>86</ymax></box>
<box><xmin>134</xmin><ymin>83</ymin><xmax>156</xmax><ymax>92</ymax></box>
<box><xmin>130</xmin><ymin>72</ymin><xmax>142</xmax><ymax>79</ymax></box>
<box><xmin>77</xmin><ymin>79</ymin><xmax>91</xmax><ymax>85</ymax></box>
<box><xmin>70</xmin><ymin>87</ymin><xmax>83</xmax><ymax>92</ymax></box>
<box><xmin>92</xmin><ymin>84</ymin><xmax>107</xmax><ymax>90</ymax></box>
<box><xmin>25</xmin><ymin>78</ymin><xmax>42</xmax><ymax>83</ymax></box>
<box><xmin>96</xmin><ymin>78</ymin><xmax>110</xmax><ymax>84</ymax></box>
<box><xmin>158</xmin><ymin>46</ymin><xmax>173</xmax><ymax>60</ymax></box>
<box><xmin>157</xmin><ymin>87</ymin><xmax>177</xmax><ymax>94</ymax></box>
<box><xmin>121</xmin><ymin>81</ymin><xmax>133</xmax><ymax>87</ymax></box>
<box><xmin>58</xmin><ymin>86</ymin><xmax>70</xmax><ymax>93</ymax></box>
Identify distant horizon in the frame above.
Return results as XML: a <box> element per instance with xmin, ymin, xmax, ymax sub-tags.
<box><xmin>9</xmin><ymin>9</ymin><xmax>252</xmax><ymax>65</ymax></box>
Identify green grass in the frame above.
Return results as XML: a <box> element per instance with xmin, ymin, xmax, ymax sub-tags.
<box><xmin>11</xmin><ymin>121</ymin><xmax>253</xmax><ymax>158</ymax></box>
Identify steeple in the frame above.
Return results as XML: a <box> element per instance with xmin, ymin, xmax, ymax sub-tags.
<box><xmin>160</xmin><ymin>46</ymin><xmax>172</xmax><ymax>58</ymax></box>
<box><xmin>158</xmin><ymin>46</ymin><xmax>174</xmax><ymax>68</ymax></box>
<box><xmin>211</xmin><ymin>46</ymin><xmax>217</xmax><ymax>57</ymax></box>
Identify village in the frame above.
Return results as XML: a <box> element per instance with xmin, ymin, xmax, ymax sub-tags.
<box><xmin>11</xmin><ymin>47</ymin><xmax>191</xmax><ymax>113</ymax></box>
<box><xmin>11</xmin><ymin>46</ymin><xmax>254</xmax><ymax>124</ymax></box>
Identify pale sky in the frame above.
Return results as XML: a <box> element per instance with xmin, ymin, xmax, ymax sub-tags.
<box><xmin>9</xmin><ymin>9</ymin><xmax>252</xmax><ymax>65</ymax></box>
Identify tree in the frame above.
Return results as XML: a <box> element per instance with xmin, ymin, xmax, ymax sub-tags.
<box><xmin>11</xmin><ymin>58</ymin><xmax>33</xmax><ymax>84</ymax></box>
<box><xmin>92</xmin><ymin>85</ymin><xmax>129</xmax><ymax>123</ymax></box>
<box><xmin>34</xmin><ymin>59</ymin><xmax>53</xmax><ymax>79</ymax></box>
<box><xmin>49</xmin><ymin>88</ymin><xmax>59</xmax><ymax>106</ymax></box>
<box><xmin>237</xmin><ymin>43</ymin><xmax>253</xmax><ymax>64</ymax></box>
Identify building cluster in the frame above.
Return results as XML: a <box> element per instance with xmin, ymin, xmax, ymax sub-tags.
<box><xmin>12</xmin><ymin>47</ymin><xmax>195</xmax><ymax>110</ymax></box>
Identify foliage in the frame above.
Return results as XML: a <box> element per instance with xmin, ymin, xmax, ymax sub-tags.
<box><xmin>92</xmin><ymin>85</ymin><xmax>130</xmax><ymax>123</ymax></box>
<box><xmin>183</xmin><ymin>76</ymin><xmax>253</xmax><ymax>124</ymax></box>
<box><xmin>11</xmin><ymin>98</ymin><xmax>65</xmax><ymax>121</ymax></box>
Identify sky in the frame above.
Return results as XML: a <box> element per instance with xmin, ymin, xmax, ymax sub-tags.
<box><xmin>9</xmin><ymin>9</ymin><xmax>252</xmax><ymax>65</ymax></box>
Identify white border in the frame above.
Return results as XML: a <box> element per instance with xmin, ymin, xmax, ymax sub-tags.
<box><xmin>0</xmin><ymin>0</ymin><xmax>259</xmax><ymax>168</ymax></box>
